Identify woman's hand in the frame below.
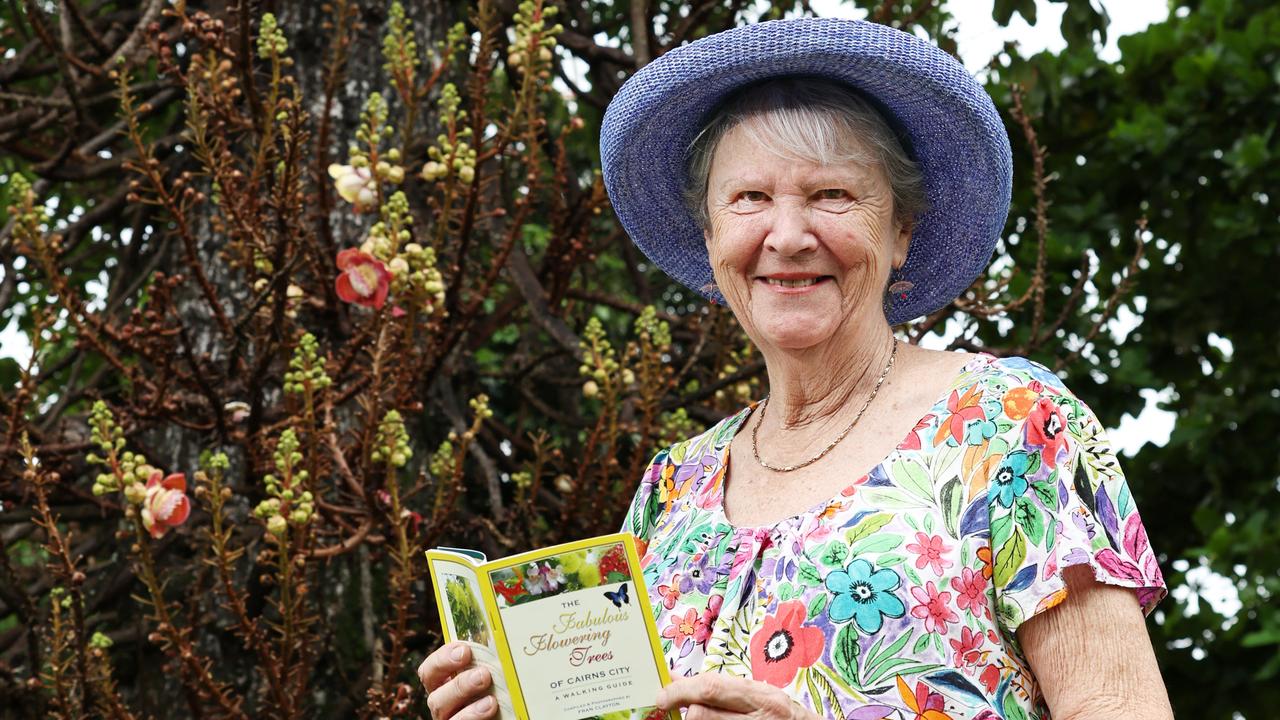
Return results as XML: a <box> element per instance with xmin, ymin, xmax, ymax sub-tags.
<box><xmin>417</xmin><ymin>642</ymin><xmax>497</xmax><ymax>720</ymax></box>
<box><xmin>656</xmin><ymin>673</ymin><xmax>820</xmax><ymax>720</ymax></box>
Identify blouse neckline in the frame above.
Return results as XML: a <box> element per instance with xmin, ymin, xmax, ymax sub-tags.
<box><xmin>707</xmin><ymin>352</ymin><xmax>997</xmax><ymax>535</ymax></box>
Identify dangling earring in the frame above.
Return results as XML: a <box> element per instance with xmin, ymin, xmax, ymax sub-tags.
<box><xmin>884</xmin><ymin>272</ymin><xmax>912</xmax><ymax>317</ymax></box>
<box><xmin>887</xmin><ymin>279</ymin><xmax>913</xmax><ymax>301</ymax></box>
<box><xmin>700</xmin><ymin>281</ymin><xmax>720</xmax><ymax>305</ymax></box>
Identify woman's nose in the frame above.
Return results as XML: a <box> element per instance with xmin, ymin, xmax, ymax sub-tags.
<box><xmin>763</xmin><ymin>201</ymin><xmax>818</xmax><ymax>257</ymax></box>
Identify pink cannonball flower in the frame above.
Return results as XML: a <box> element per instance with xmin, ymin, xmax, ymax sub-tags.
<box><xmin>141</xmin><ymin>470</ymin><xmax>191</xmax><ymax>539</ymax></box>
<box><xmin>335</xmin><ymin>248</ymin><xmax>392</xmax><ymax>309</ymax></box>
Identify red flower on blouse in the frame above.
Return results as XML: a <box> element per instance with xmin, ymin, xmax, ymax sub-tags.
<box><xmin>952</xmin><ymin>566</ymin><xmax>988</xmax><ymax>616</ymax></box>
<box><xmin>748</xmin><ymin>600</ymin><xmax>824</xmax><ymax>688</ymax></box>
<box><xmin>1025</xmin><ymin>396</ymin><xmax>1068</xmax><ymax>468</ymax></box>
<box><xmin>898</xmin><ymin>413</ymin><xmax>935</xmax><ymax>451</ymax></box>
<box><xmin>906</xmin><ymin>532</ymin><xmax>954</xmax><ymax>576</ymax></box>
<box><xmin>661</xmin><ymin>608</ymin><xmax>699</xmax><ymax>646</ymax></box>
<box><xmin>910</xmin><ymin>581</ymin><xmax>959</xmax><ymax>635</ymax></box>
<box><xmin>979</xmin><ymin>663</ymin><xmax>1001</xmax><ymax>693</ymax></box>
<box><xmin>949</xmin><ymin>626</ymin><xmax>985</xmax><ymax>669</ymax></box>
<box><xmin>657</xmin><ymin>577</ymin><xmax>681</xmax><ymax>610</ymax></box>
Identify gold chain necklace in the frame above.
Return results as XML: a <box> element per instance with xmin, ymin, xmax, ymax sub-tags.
<box><xmin>751</xmin><ymin>337</ymin><xmax>899</xmax><ymax>473</ymax></box>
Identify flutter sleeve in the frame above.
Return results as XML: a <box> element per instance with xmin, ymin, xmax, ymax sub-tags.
<box><xmin>987</xmin><ymin>369</ymin><xmax>1167</xmax><ymax>644</ymax></box>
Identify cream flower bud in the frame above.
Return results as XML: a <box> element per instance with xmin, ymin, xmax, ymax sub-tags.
<box><xmin>124</xmin><ymin>482</ymin><xmax>147</xmax><ymax>505</ymax></box>
<box><xmin>328</xmin><ymin>163</ymin><xmax>377</xmax><ymax>212</ymax></box>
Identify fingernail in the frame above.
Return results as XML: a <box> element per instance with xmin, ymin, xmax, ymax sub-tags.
<box><xmin>655</xmin><ymin>689</ymin><xmax>668</xmax><ymax>708</ymax></box>
<box><xmin>451</xmin><ymin>645</ymin><xmax>466</xmax><ymax>661</ymax></box>
<box><xmin>471</xmin><ymin>668</ymin><xmax>488</xmax><ymax>687</ymax></box>
<box><xmin>477</xmin><ymin>696</ymin><xmax>494</xmax><ymax>711</ymax></box>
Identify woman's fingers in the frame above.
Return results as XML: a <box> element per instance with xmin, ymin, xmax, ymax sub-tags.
<box><xmin>658</xmin><ymin>674</ymin><xmax>755</xmax><ymax>713</ymax></box>
<box><xmin>418</xmin><ymin>642</ymin><xmax>472</xmax><ymax>692</ymax></box>
<box><xmin>425</xmin><ymin>666</ymin><xmax>493</xmax><ymax>720</ymax></box>
<box><xmin>680</xmin><ymin>705</ymin><xmax>739</xmax><ymax>720</ymax></box>
<box><xmin>453</xmin><ymin>695</ymin><xmax>498</xmax><ymax>720</ymax></box>
<box><xmin>658</xmin><ymin>674</ymin><xmax>806</xmax><ymax>719</ymax></box>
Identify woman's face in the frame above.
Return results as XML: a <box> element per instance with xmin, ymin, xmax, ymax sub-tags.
<box><xmin>703</xmin><ymin>123</ymin><xmax>912</xmax><ymax>351</ymax></box>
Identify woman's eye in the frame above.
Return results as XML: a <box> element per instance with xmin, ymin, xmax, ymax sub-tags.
<box><xmin>738</xmin><ymin>191</ymin><xmax>768</xmax><ymax>203</ymax></box>
<box><xmin>817</xmin><ymin>188</ymin><xmax>851</xmax><ymax>200</ymax></box>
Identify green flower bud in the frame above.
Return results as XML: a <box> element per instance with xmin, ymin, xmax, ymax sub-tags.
<box><xmin>267</xmin><ymin>514</ymin><xmax>288</xmax><ymax>537</ymax></box>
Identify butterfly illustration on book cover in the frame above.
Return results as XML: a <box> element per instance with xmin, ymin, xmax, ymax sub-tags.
<box><xmin>603</xmin><ymin>582</ymin><xmax>630</xmax><ymax>608</ymax></box>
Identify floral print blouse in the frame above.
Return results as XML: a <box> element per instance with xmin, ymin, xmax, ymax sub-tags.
<box><xmin>621</xmin><ymin>353</ymin><xmax>1166</xmax><ymax>720</ymax></box>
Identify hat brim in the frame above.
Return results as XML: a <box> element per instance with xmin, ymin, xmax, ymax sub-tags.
<box><xmin>600</xmin><ymin>17</ymin><xmax>1012</xmax><ymax>325</ymax></box>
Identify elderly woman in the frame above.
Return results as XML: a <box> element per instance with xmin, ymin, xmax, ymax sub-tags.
<box><xmin>420</xmin><ymin>17</ymin><xmax>1172</xmax><ymax>720</ymax></box>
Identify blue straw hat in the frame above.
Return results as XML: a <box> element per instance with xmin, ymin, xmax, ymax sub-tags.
<box><xmin>600</xmin><ymin>17</ymin><xmax>1012</xmax><ymax>325</ymax></box>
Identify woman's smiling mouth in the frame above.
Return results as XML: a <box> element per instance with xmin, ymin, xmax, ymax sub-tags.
<box><xmin>757</xmin><ymin>275</ymin><xmax>834</xmax><ymax>291</ymax></box>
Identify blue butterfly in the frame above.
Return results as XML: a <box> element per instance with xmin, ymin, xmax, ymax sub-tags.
<box><xmin>603</xmin><ymin>583</ymin><xmax>629</xmax><ymax>608</ymax></box>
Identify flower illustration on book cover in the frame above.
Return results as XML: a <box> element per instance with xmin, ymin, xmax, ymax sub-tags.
<box><xmin>491</xmin><ymin>542</ymin><xmax>631</xmax><ymax>607</ymax></box>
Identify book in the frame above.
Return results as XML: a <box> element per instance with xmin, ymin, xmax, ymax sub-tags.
<box><xmin>426</xmin><ymin>532</ymin><xmax>678</xmax><ymax>720</ymax></box>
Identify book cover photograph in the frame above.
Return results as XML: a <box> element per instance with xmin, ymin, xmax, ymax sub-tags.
<box><xmin>426</xmin><ymin>533</ymin><xmax>677</xmax><ymax>720</ymax></box>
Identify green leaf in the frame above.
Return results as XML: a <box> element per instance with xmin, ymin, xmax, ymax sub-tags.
<box><xmin>1003</xmin><ymin>688</ymin><xmax>1030</xmax><ymax>720</ymax></box>
<box><xmin>911</xmin><ymin>632</ymin><xmax>931</xmax><ymax>655</ymax></box>
<box><xmin>805</xmin><ymin>666</ymin><xmax>822</xmax><ymax>707</ymax></box>
<box><xmin>845</xmin><ymin>512</ymin><xmax>894</xmax><ymax>546</ymax></box>
<box><xmin>1013</xmin><ymin>496</ymin><xmax>1047</xmax><ymax>545</ymax></box>
<box><xmin>798</xmin><ymin>563</ymin><xmax>823</xmax><ymax>587</ymax></box>
<box><xmin>849</xmin><ymin>534</ymin><xmax>904</xmax><ymax>557</ymax></box>
<box><xmin>832</xmin><ymin>623</ymin><xmax>860</xmax><ymax>684</ymax></box>
<box><xmin>821</xmin><ymin>541</ymin><xmax>850</xmax><ymax>568</ymax></box>
<box><xmin>892</xmin><ymin>458</ymin><xmax>934</xmax><ymax>501</ymax></box>
<box><xmin>994</xmin><ymin>529</ymin><xmax>1028</xmax><ymax>589</ymax></box>
<box><xmin>816</xmin><ymin>662</ymin><xmax>870</xmax><ymax>705</ymax></box>
<box><xmin>861</xmin><ymin>660</ymin><xmax>945</xmax><ymax>689</ymax></box>
<box><xmin>940</xmin><ymin>477</ymin><xmax>963</xmax><ymax>538</ymax></box>
<box><xmin>777</xmin><ymin>582</ymin><xmax>797</xmax><ymax>601</ymax></box>
<box><xmin>807</xmin><ymin>592</ymin><xmax>829</xmax><ymax>620</ymax></box>
<box><xmin>1032</xmin><ymin>480</ymin><xmax>1057</xmax><ymax>509</ymax></box>
<box><xmin>903</xmin><ymin>562</ymin><xmax>923</xmax><ymax>587</ymax></box>
<box><xmin>1026</xmin><ymin>450</ymin><xmax>1042</xmax><ymax>477</ymax></box>
<box><xmin>865</xmin><ymin>629</ymin><xmax>913</xmax><ymax>672</ymax></box>
<box><xmin>876</xmin><ymin>552</ymin><xmax>907</xmax><ymax>567</ymax></box>
<box><xmin>996</xmin><ymin>597</ymin><xmax>1024</xmax><ymax>634</ymax></box>
<box><xmin>858</xmin><ymin>487</ymin><xmax>932</xmax><ymax>510</ymax></box>
<box><xmin>992</xmin><ymin>513</ymin><xmax>1014</xmax><ymax>548</ymax></box>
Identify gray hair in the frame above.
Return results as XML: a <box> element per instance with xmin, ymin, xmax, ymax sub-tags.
<box><xmin>681</xmin><ymin>76</ymin><xmax>929</xmax><ymax>232</ymax></box>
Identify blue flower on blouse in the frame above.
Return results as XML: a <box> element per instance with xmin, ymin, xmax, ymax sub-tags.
<box><xmin>994</xmin><ymin>451</ymin><xmax>1032</xmax><ymax>508</ymax></box>
<box><xmin>999</xmin><ymin>357</ymin><xmax>1064</xmax><ymax>388</ymax></box>
<box><xmin>825</xmin><ymin>559</ymin><xmax>906</xmax><ymax>634</ymax></box>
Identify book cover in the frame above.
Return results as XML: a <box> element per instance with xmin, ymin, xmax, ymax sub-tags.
<box><xmin>426</xmin><ymin>532</ymin><xmax>677</xmax><ymax>720</ymax></box>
